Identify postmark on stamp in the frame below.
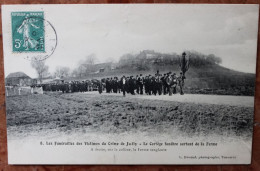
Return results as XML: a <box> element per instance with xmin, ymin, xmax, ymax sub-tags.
<box><xmin>12</xmin><ymin>12</ymin><xmax>45</xmax><ymax>52</ymax></box>
<box><xmin>11</xmin><ymin>11</ymin><xmax>57</xmax><ymax>61</ymax></box>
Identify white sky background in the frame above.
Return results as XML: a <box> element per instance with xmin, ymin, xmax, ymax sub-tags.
<box><xmin>2</xmin><ymin>4</ymin><xmax>259</xmax><ymax>78</ymax></box>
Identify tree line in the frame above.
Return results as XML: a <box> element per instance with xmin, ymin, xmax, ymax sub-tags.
<box><xmin>118</xmin><ymin>50</ymin><xmax>222</xmax><ymax>70</ymax></box>
<box><xmin>31</xmin><ymin>54</ymin><xmax>98</xmax><ymax>83</ymax></box>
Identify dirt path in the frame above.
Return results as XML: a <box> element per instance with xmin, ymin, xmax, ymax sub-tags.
<box><xmin>85</xmin><ymin>92</ymin><xmax>254</xmax><ymax>107</ymax></box>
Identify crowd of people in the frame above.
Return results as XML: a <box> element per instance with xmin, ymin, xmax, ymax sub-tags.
<box><xmin>39</xmin><ymin>79</ymin><xmax>103</xmax><ymax>93</ymax></box>
<box><xmin>103</xmin><ymin>71</ymin><xmax>185</xmax><ymax>96</ymax></box>
<box><xmin>37</xmin><ymin>71</ymin><xmax>185</xmax><ymax>96</ymax></box>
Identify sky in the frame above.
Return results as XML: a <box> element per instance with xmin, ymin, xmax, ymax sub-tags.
<box><xmin>2</xmin><ymin>4</ymin><xmax>259</xmax><ymax>78</ymax></box>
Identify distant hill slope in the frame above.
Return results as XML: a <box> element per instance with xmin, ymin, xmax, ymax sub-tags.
<box><xmin>184</xmin><ymin>64</ymin><xmax>255</xmax><ymax>96</ymax></box>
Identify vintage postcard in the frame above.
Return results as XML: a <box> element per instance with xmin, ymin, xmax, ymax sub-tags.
<box><xmin>2</xmin><ymin>4</ymin><xmax>259</xmax><ymax>164</ymax></box>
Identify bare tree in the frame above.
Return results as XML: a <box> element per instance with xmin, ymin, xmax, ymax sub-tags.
<box><xmin>85</xmin><ymin>54</ymin><xmax>97</xmax><ymax>72</ymax></box>
<box><xmin>54</xmin><ymin>66</ymin><xmax>70</xmax><ymax>78</ymax></box>
<box><xmin>85</xmin><ymin>53</ymin><xmax>97</xmax><ymax>65</ymax></box>
<box><xmin>31</xmin><ymin>60</ymin><xmax>49</xmax><ymax>83</ymax></box>
<box><xmin>70</xmin><ymin>54</ymin><xmax>97</xmax><ymax>78</ymax></box>
<box><xmin>77</xmin><ymin>64</ymin><xmax>86</xmax><ymax>77</ymax></box>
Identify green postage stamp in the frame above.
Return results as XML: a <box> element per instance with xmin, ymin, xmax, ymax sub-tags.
<box><xmin>11</xmin><ymin>12</ymin><xmax>45</xmax><ymax>52</ymax></box>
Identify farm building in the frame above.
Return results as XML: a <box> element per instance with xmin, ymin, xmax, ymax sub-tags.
<box><xmin>93</xmin><ymin>62</ymin><xmax>116</xmax><ymax>73</ymax></box>
<box><xmin>5</xmin><ymin>72</ymin><xmax>35</xmax><ymax>86</ymax></box>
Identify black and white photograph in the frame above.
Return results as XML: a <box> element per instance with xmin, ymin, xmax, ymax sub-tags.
<box><xmin>2</xmin><ymin>4</ymin><xmax>259</xmax><ymax>164</ymax></box>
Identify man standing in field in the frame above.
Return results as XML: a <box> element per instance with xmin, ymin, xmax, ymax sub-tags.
<box><xmin>138</xmin><ymin>74</ymin><xmax>144</xmax><ymax>95</ymax></box>
<box><xmin>144</xmin><ymin>76</ymin><xmax>148</xmax><ymax>95</ymax></box>
<box><xmin>172</xmin><ymin>73</ymin><xmax>178</xmax><ymax>94</ymax></box>
<box><xmin>166</xmin><ymin>74</ymin><xmax>173</xmax><ymax>96</ymax></box>
<box><xmin>136</xmin><ymin>75</ymin><xmax>140</xmax><ymax>94</ymax></box>
<box><xmin>98</xmin><ymin>80</ymin><xmax>103</xmax><ymax>94</ymax></box>
<box><xmin>121</xmin><ymin>75</ymin><xmax>126</xmax><ymax>97</ymax></box>
<box><xmin>177</xmin><ymin>72</ymin><xmax>185</xmax><ymax>95</ymax></box>
<box><xmin>166</xmin><ymin>74</ymin><xmax>177</xmax><ymax>96</ymax></box>
<box><xmin>105</xmin><ymin>78</ymin><xmax>110</xmax><ymax>93</ymax></box>
<box><xmin>147</xmin><ymin>75</ymin><xmax>152</xmax><ymax>95</ymax></box>
<box><xmin>162</xmin><ymin>73</ymin><xmax>167</xmax><ymax>95</ymax></box>
<box><xmin>129</xmin><ymin>76</ymin><xmax>135</xmax><ymax>95</ymax></box>
<box><xmin>156</xmin><ymin>74</ymin><xmax>162</xmax><ymax>95</ymax></box>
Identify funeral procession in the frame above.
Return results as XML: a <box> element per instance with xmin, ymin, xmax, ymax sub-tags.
<box><xmin>6</xmin><ymin>51</ymin><xmax>189</xmax><ymax>97</ymax></box>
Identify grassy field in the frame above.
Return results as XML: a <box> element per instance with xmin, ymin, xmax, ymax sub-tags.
<box><xmin>6</xmin><ymin>92</ymin><xmax>253</xmax><ymax>140</ymax></box>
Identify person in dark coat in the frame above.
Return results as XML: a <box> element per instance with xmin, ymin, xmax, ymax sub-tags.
<box><xmin>162</xmin><ymin>74</ymin><xmax>167</xmax><ymax>95</ymax></box>
<box><xmin>80</xmin><ymin>81</ymin><xmax>85</xmax><ymax>92</ymax></box>
<box><xmin>144</xmin><ymin>76</ymin><xmax>149</xmax><ymax>95</ymax></box>
<box><xmin>151</xmin><ymin>75</ymin><xmax>157</xmax><ymax>95</ymax></box>
<box><xmin>113</xmin><ymin>77</ymin><xmax>118</xmax><ymax>93</ymax></box>
<box><xmin>60</xmin><ymin>83</ymin><xmax>65</xmax><ymax>93</ymax></box>
<box><xmin>129</xmin><ymin>76</ymin><xmax>135</xmax><ymax>95</ymax></box>
<box><xmin>98</xmin><ymin>80</ymin><xmax>103</xmax><ymax>94</ymax></box>
<box><xmin>126</xmin><ymin>77</ymin><xmax>130</xmax><ymax>93</ymax></box>
<box><xmin>84</xmin><ymin>81</ymin><xmax>88</xmax><ymax>92</ymax></box>
<box><xmin>138</xmin><ymin>74</ymin><xmax>144</xmax><ymax>95</ymax></box>
<box><xmin>64</xmin><ymin>82</ymin><xmax>70</xmax><ymax>93</ymax></box>
<box><xmin>106</xmin><ymin>78</ymin><xmax>110</xmax><ymax>93</ymax></box>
